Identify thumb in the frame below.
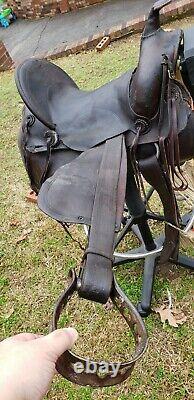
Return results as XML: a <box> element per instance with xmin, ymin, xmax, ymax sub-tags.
<box><xmin>39</xmin><ymin>328</ymin><xmax>78</xmax><ymax>360</ymax></box>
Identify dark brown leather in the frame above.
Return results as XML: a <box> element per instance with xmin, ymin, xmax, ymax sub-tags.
<box><xmin>16</xmin><ymin>0</ymin><xmax>194</xmax><ymax>263</ymax></box>
<box><xmin>50</xmin><ymin>269</ymin><xmax>148</xmax><ymax>387</ymax></box>
<box><xmin>18</xmin><ymin>107</ymin><xmax>81</xmax><ymax>193</ymax></box>
<box><xmin>15</xmin><ymin>61</ymin><xmax>132</xmax><ymax>152</ymax></box>
<box><xmin>139</xmin><ymin>154</ymin><xmax>180</xmax><ymax>263</ymax></box>
<box><xmin>38</xmin><ymin>144</ymin><xmax>105</xmax><ymax>226</ymax></box>
<box><xmin>16</xmin><ymin>0</ymin><xmax>194</xmax><ymax>267</ymax></box>
<box><xmin>125</xmin><ymin>0</ymin><xmax>193</xmax><ymax>262</ymax></box>
<box><xmin>15</xmin><ymin>0</ymin><xmax>194</xmax><ymax>387</ymax></box>
<box><xmin>38</xmin><ymin>135</ymin><xmax>127</xmax><ymax>303</ymax></box>
<box><xmin>78</xmin><ymin>136</ymin><xmax>127</xmax><ymax>303</ymax></box>
<box><xmin>130</xmin><ymin>0</ymin><xmax>180</xmax><ymax>119</ymax></box>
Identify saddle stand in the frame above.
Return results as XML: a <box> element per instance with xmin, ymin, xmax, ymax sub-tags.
<box><xmin>113</xmin><ymin>191</ymin><xmax>194</xmax><ymax>317</ymax></box>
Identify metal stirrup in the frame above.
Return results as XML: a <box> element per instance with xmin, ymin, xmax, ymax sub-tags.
<box><xmin>50</xmin><ymin>269</ymin><xmax>148</xmax><ymax>387</ymax></box>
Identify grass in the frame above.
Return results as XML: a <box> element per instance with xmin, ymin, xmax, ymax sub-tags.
<box><xmin>0</xmin><ymin>15</ymin><xmax>194</xmax><ymax>400</ymax></box>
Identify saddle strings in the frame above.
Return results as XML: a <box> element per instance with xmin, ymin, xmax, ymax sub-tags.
<box><xmin>130</xmin><ymin>53</ymin><xmax>189</xmax><ymax>218</ymax></box>
<box><xmin>130</xmin><ymin>125</ymin><xmax>148</xmax><ymax>205</ymax></box>
<box><xmin>23</xmin><ymin>115</ymin><xmax>37</xmax><ymax>192</ymax></box>
<box><xmin>158</xmin><ymin>55</ymin><xmax>171</xmax><ymax>178</ymax></box>
<box><xmin>169</xmin><ymin>96</ymin><xmax>188</xmax><ymax>191</ymax></box>
<box><xmin>39</xmin><ymin>130</ymin><xmax>59</xmax><ymax>187</ymax></box>
<box><xmin>159</xmin><ymin>54</ymin><xmax>188</xmax><ymax>192</ymax></box>
<box><xmin>61</xmin><ymin>222</ymin><xmax>86</xmax><ymax>252</ymax></box>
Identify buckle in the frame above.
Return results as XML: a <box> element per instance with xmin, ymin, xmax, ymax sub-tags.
<box><xmin>44</xmin><ymin>130</ymin><xmax>59</xmax><ymax>147</ymax></box>
<box><xmin>50</xmin><ymin>269</ymin><xmax>148</xmax><ymax>387</ymax></box>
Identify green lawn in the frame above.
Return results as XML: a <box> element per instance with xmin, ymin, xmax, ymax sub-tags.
<box><xmin>0</xmin><ymin>15</ymin><xmax>194</xmax><ymax>400</ymax></box>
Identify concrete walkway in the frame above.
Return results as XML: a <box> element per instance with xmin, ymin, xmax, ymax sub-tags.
<box><xmin>1</xmin><ymin>0</ymin><xmax>155</xmax><ymax>63</ymax></box>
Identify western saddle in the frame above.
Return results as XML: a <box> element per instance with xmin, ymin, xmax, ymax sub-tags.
<box><xmin>15</xmin><ymin>0</ymin><xmax>194</xmax><ymax>387</ymax></box>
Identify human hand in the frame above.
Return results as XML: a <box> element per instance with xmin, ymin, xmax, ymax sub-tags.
<box><xmin>0</xmin><ymin>328</ymin><xmax>78</xmax><ymax>400</ymax></box>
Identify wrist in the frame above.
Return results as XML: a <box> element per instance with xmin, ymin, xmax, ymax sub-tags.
<box><xmin>0</xmin><ymin>376</ymin><xmax>21</xmax><ymax>400</ymax></box>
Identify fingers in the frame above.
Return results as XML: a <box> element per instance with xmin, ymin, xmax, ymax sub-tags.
<box><xmin>39</xmin><ymin>328</ymin><xmax>78</xmax><ymax>360</ymax></box>
<box><xmin>2</xmin><ymin>333</ymin><xmax>42</xmax><ymax>344</ymax></box>
<box><xmin>1</xmin><ymin>328</ymin><xmax>78</xmax><ymax>363</ymax></box>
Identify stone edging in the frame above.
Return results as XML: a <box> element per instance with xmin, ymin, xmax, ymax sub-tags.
<box><xmin>1</xmin><ymin>0</ymin><xmax>194</xmax><ymax>71</ymax></box>
<box><xmin>41</xmin><ymin>0</ymin><xmax>194</xmax><ymax>61</ymax></box>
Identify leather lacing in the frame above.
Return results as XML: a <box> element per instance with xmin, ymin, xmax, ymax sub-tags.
<box><xmin>158</xmin><ymin>54</ymin><xmax>188</xmax><ymax>192</ymax></box>
<box><xmin>23</xmin><ymin>115</ymin><xmax>36</xmax><ymax>192</ymax></box>
<box><xmin>130</xmin><ymin>53</ymin><xmax>191</xmax><ymax>199</ymax></box>
<box><xmin>39</xmin><ymin>129</ymin><xmax>59</xmax><ymax>186</ymax></box>
<box><xmin>130</xmin><ymin>122</ymin><xmax>149</xmax><ymax>203</ymax></box>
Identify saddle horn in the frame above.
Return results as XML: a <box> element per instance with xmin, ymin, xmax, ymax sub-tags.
<box><xmin>143</xmin><ymin>0</ymin><xmax>172</xmax><ymax>36</ymax></box>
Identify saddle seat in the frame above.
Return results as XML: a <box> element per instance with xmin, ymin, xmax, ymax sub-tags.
<box><xmin>15</xmin><ymin>58</ymin><xmax>132</xmax><ymax>151</ymax></box>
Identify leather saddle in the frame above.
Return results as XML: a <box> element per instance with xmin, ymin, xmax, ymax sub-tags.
<box><xmin>15</xmin><ymin>0</ymin><xmax>191</xmax><ymax>152</ymax></box>
<box><xmin>16</xmin><ymin>59</ymin><xmax>132</xmax><ymax>151</ymax></box>
<box><xmin>15</xmin><ymin>0</ymin><xmax>194</xmax><ymax>387</ymax></box>
<box><xmin>15</xmin><ymin>0</ymin><xmax>193</xmax><ymax>291</ymax></box>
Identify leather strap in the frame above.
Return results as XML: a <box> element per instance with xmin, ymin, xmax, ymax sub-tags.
<box><xmin>139</xmin><ymin>154</ymin><xmax>180</xmax><ymax>263</ymax></box>
<box><xmin>78</xmin><ymin>135</ymin><xmax>127</xmax><ymax>303</ymax></box>
<box><xmin>39</xmin><ymin>130</ymin><xmax>59</xmax><ymax>186</ymax></box>
<box><xmin>22</xmin><ymin>115</ymin><xmax>36</xmax><ymax>192</ymax></box>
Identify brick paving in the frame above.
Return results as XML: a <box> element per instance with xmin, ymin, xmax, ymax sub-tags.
<box><xmin>0</xmin><ymin>41</ymin><xmax>13</xmax><ymax>71</ymax></box>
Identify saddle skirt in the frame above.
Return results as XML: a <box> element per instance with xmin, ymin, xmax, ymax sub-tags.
<box><xmin>38</xmin><ymin>135</ymin><xmax>127</xmax><ymax>230</ymax></box>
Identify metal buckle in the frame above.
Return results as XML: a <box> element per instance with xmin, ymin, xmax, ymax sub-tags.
<box><xmin>44</xmin><ymin>130</ymin><xmax>59</xmax><ymax>147</ymax></box>
<box><xmin>50</xmin><ymin>269</ymin><xmax>148</xmax><ymax>387</ymax></box>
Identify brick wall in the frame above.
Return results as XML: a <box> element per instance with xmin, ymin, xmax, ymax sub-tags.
<box><xmin>7</xmin><ymin>0</ymin><xmax>105</xmax><ymax>19</ymax></box>
<box><xmin>0</xmin><ymin>42</ymin><xmax>13</xmax><ymax>72</ymax></box>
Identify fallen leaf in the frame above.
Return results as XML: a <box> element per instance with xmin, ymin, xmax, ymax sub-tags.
<box><xmin>4</xmin><ymin>307</ymin><xmax>14</xmax><ymax>320</ymax></box>
<box><xmin>16</xmin><ymin>228</ymin><xmax>32</xmax><ymax>244</ymax></box>
<box><xmin>26</xmin><ymin>190</ymin><xmax>37</xmax><ymax>204</ymax></box>
<box><xmin>172</xmin><ymin>308</ymin><xmax>187</xmax><ymax>324</ymax></box>
<box><xmin>180</xmin><ymin>229</ymin><xmax>194</xmax><ymax>247</ymax></box>
<box><xmin>10</xmin><ymin>219</ymin><xmax>20</xmax><ymax>227</ymax></box>
<box><xmin>104</xmin><ymin>299</ymin><xmax>114</xmax><ymax>311</ymax></box>
<box><xmin>153</xmin><ymin>305</ymin><xmax>187</xmax><ymax>328</ymax></box>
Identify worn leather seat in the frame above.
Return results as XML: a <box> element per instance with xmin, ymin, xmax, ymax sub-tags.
<box><xmin>15</xmin><ymin>59</ymin><xmax>132</xmax><ymax>151</ymax></box>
